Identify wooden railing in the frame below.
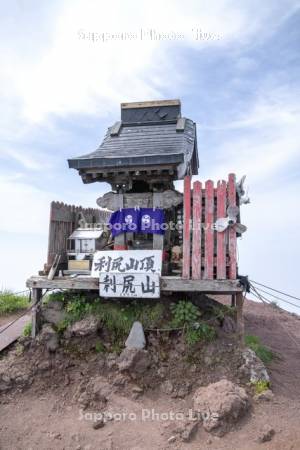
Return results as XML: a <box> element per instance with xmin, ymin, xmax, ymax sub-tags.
<box><xmin>182</xmin><ymin>174</ymin><xmax>238</xmax><ymax>280</ymax></box>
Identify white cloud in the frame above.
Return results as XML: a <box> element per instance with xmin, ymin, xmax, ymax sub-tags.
<box><xmin>1</xmin><ymin>0</ymin><xmax>298</xmax><ymax>123</ymax></box>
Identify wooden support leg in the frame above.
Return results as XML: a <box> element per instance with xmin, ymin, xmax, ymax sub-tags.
<box><xmin>31</xmin><ymin>288</ymin><xmax>42</xmax><ymax>338</ymax></box>
<box><xmin>235</xmin><ymin>291</ymin><xmax>244</xmax><ymax>343</ymax></box>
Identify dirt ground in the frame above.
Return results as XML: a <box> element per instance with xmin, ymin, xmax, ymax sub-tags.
<box><xmin>1</xmin><ymin>300</ymin><xmax>300</xmax><ymax>450</ymax></box>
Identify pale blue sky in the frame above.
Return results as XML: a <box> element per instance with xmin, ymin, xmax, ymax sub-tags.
<box><xmin>0</xmin><ymin>0</ymin><xmax>299</xmax><ymax>311</ymax></box>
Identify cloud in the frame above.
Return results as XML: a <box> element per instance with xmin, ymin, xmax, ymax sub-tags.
<box><xmin>1</xmin><ymin>0</ymin><xmax>298</xmax><ymax>124</ymax></box>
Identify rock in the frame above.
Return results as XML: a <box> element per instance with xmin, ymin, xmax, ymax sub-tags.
<box><xmin>41</xmin><ymin>300</ymin><xmax>67</xmax><ymax>326</ymax></box>
<box><xmin>240</xmin><ymin>348</ymin><xmax>270</xmax><ymax>384</ymax></box>
<box><xmin>66</xmin><ymin>316</ymin><xmax>100</xmax><ymax>337</ymax></box>
<box><xmin>125</xmin><ymin>321</ymin><xmax>146</xmax><ymax>349</ymax></box>
<box><xmin>132</xmin><ymin>385</ymin><xmax>143</xmax><ymax>393</ymax></box>
<box><xmin>93</xmin><ymin>418</ymin><xmax>105</xmax><ymax>430</ymax></box>
<box><xmin>75</xmin><ymin>377</ymin><xmax>109</xmax><ymax>409</ymax></box>
<box><xmin>254</xmin><ymin>389</ymin><xmax>274</xmax><ymax>402</ymax></box>
<box><xmin>179</xmin><ymin>420</ymin><xmax>198</xmax><ymax>442</ymax></box>
<box><xmin>161</xmin><ymin>380</ymin><xmax>174</xmax><ymax>395</ymax></box>
<box><xmin>257</xmin><ymin>424</ymin><xmax>275</xmax><ymax>443</ymax></box>
<box><xmin>193</xmin><ymin>379</ymin><xmax>249</xmax><ymax>435</ymax></box>
<box><xmin>117</xmin><ymin>348</ymin><xmax>150</xmax><ymax>374</ymax></box>
<box><xmin>167</xmin><ymin>436</ymin><xmax>176</xmax><ymax>443</ymax></box>
<box><xmin>222</xmin><ymin>316</ymin><xmax>237</xmax><ymax>334</ymax></box>
<box><xmin>38</xmin><ymin>324</ymin><xmax>59</xmax><ymax>352</ymax></box>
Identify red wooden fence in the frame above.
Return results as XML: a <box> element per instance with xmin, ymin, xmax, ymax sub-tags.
<box><xmin>182</xmin><ymin>174</ymin><xmax>238</xmax><ymax>280</ymax></box>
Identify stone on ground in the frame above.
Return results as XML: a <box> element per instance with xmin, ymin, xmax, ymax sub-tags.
<box><xmin>38</xmin><ymin>324</ymin><xmax>59</xmax><ymax>352</ymax></box>
<box><xmin>125</xmin><ymin>321</ymin><xmax>146</xmax><ymax>349</ymax></box>
<box><xmin>117</xmin><ymin>348</ymin><xmax>150</xmax><ymax>374</ymax></box>
<box><xmin>193</xmin><ymin>379</ymin><xmax>249</xmax><ymax>435</ymax></box>
<box><xmin>256</xmin><ymin>424</ymin><xmax>275</xmax><ymax>443</ymax></box>
<box><xmin>66</xmin><ymin>316</ymin><xmax>100</xmax><ymax>337</ymax></box>
<box><xmin>240</xmin><ymin>348</ymin><xmax>270</xmax><ymax>384</ymax></box>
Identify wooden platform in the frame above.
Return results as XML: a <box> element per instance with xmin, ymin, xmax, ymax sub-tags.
<box><xmin>26</xmin><ymin>275</ymin><xmax>242</xmax><ymax>294</ymax></box>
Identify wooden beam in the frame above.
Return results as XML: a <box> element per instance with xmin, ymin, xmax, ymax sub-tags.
<box><xmin>121</xmin><ymin>99</ymin><xmax>180</xmax><ymax>109</ymax></box>
<box><xmin>31</xmin><ymin>288</ymin><xmax>42</xmax><ymax>338</ymax></box>
<box><xmin>176</xmin><ymin>117</ymin><xmax>186</xmax><ymax>132</ymax></box>
<box><xmin>192</xmin><ymin>181</ymin><xmax>202</xmax><ymax>279</ymax></box>
<box><xmin>27</xmin><ymin>276</ymin><xmax>242</xmax><ymax>293</ymax></box>
<box><xmin>182</xmin><ymin>176</ymin><xmax>191</xmax><ymax>279</ymax></box>
<box><xmin>235</xmin><ymin>291</ymin><xmax>244</xmax><ymax>342</ymax></box>
<box><xmin>110</xmin><ymin>121</ymin><xmax>122</xmax><ymax>136</ymax></box>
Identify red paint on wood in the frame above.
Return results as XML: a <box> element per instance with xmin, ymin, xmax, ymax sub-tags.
<box><xmin>228</xmin><ymin>173</ymin><xmax>237</xmax><ymax>279</ymax></box>
<box><xmin>204</xmin><ymin>180</ymin><xmax>214</xmax><ymax>280</ymax></box>
<box><xmin>113</xmin><ymin>244</ymin><xmax>127</xmax><ymax>250</ymax></box>
<box><xmin>192</xmin><ymin>181</ymin><xmax>202</xmax><ymax>279</ymax></box>
<box><xmin>217</xmin><ymin>180</ymin><xmax>227</xmax><ymax>279</ymax></box>
<box><xmin>182</xmin><ymin>176</ymin><xmax>191</xmax><ymax>279</ymax></box>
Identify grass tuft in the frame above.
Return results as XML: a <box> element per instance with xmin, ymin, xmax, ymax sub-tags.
<box><xmin>0</xmin><ymin>290</ymin><xmax>29</xmax><ymax>315</ymax></box>
<box><xmin>245</xmin><ymin>334</ymin><xmax>275</xmax><ymax>365</ymax></box>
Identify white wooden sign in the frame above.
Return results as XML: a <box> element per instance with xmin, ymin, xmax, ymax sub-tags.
<box><xmin>99</xmin><ymin>273</ymin><xmax>160</xmax><ymax>298</ymax></box>
<box><xmin>91</xmin><ymin>250</ymin><xmax>162</xmax><ymax>277</ymax></box>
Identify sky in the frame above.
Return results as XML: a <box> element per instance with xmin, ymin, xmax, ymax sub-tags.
<box><xmin>0</xmin><ymin>0</ymin><xmax>299</xmax><ymax>312</ymax></box>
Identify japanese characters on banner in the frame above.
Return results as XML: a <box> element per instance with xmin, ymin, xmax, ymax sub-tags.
<box><xmin>92</xmin><ymin>250</ymin><xmax>162</xmax><ymax>298</ymax></box>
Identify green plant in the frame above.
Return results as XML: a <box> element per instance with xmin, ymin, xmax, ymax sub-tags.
<box><xmin>0</xmin><ymin>290</ymin><xmax>28</xmax><ymax>314</ymax></box>
<box><xmin>65</xmin><ymin>295</ymin><xmax>93</xmax><ymax>322</ymax></box>
<box><xmin>185</xmin><ymin>323</ymin><xmax>216</xmax><ymax>346</ymax></box>
<box><xmin>95</xmin><ymin>341</ymin><xmax>106</xmax><ymax>353</ymax></box>
<box><xmin>245</xmin><ymin>335</ymin><xmax>275</xmax><ymax>365</ymax></box>
<box><xmin>252</xmin><ymin>379</ymin><xmax>270</xmax><ymax>394</ymax></box>
<box><xmin>55</xmin><ymin>319</ymin><xmax>69</xmax><ymax>334</ymax></box>
<box><xmin>170</xmin><ymin>301</ymin><xmax>201</xmax><ymax>327</ymax></box>
<box><xmin>23</xmin><ymin>322</ymin><xmax>32</xmax><ymax>337</ymax></box>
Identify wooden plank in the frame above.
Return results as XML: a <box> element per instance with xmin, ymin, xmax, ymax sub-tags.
<box><xmin>176</xmin><ymin>117</ymin><xmax>186</xmax><ymax>132</ymax></box>
<box><xmin>110</xmin><ymin>121</ymin><xmax>122</xmax><ymax>136</ymax></box>
<box><xmin>114</xmin><ymin>193</ymin><xmax>126</xmax><ymax>250</ymax></box>
<box><xmin>0</xmin><ymin>314</ymin><xmax>31</xmax><ymax>352</ymax></box>
<box><xmin>228</xmin><ymin>173</ymin><xmax>237</xmax><ymax>279</ymax></box>
<box><xmin>162</xmin><ymin>277</ymin><xmax>242</xmax><ymax>293</ymax></box>
<box><xmin>182</xmin><ymin>176</ymin><xmax>191</xmax><ymax>279</ymax></box>
<box><xmin>204</xmin><ymin>180</ymin><xmax>214</xmax><ymax>280</ymax></box>
<box><xmin>121</xmin><ymin>99</ymin><xmax>180</xmax><ymax>109</ymax></box>
<box><xmin>26</xmin><ymin>275</ymin><xmax>242</xmax><ymax>293</ymax></box>
<box><xmin>192</xmin><ymin>181</ymin><xmax>202</xmax><ymax>279</ymax></box>
<box><xmin>216</xmin><ymin>180</ymin><xmax>226</xmax><ymax>279</ymax></box>
<box><xmin>235</xmin><ymin>291</ymin><xmax>244</xmax><ymax>342</ymax></box>
<box><xmin>31</xmin><ymin>288</ymin><xmax>42</xmax><ymax>338</ymax></box>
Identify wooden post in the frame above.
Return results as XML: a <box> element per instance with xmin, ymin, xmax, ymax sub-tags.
<box><xmin>228</xmin><ymin>174</ymin><xmax>237</xmax><ymax>279</ymax></box>
<box><xmin>235</xmin><ymin>291</ymin><xmax>244</xmax><ymax>342</ymax></box>
<box><xmin>182</xmin><ymin>176</ymin><xmax>191</xmax><ymax>279</ymax></box>
<box><xmin>31</xmin><ymin>288</ymin><xmax>42</xmax><ymax>338</ymax></box>
<box><xmin>204</xmin><ymin>180</ymin><xmax>214</xmax><ymax>280</ymax></box>
<box><xmin>216</xmin><ymin>180</ymin><xmax>226</xmax><ymax>279</ymax></box>
<box><xmin>114</xmin><ymin>193</ymin><xmax>126</xmax><ymax>250</ymax></box>
<box><xmin>192</xmin><ymin>181</ymin><xmax>202</xmax><ymax>279</ymax></box>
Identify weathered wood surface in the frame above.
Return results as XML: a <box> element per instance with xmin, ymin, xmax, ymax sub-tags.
<box><xmin>184</xmin><ymin>174</ymin><xmax>239</xmax><ymax>280</ymax></box>
<box><xmin>47</xmin><ymin>201</ymin><xmax>111</xmax><ymax>270</ymax></box>
<box><xmin>192</xmin><ymin>180</ymin><xmax>202</xmax><ymax>280</ymax></box>
<box><xmin>27</xmin><ymin>276</ymin><xmax>242</xmax><ymax>293</ymax></box>
<box><xmin>97</xmin><ymin>190</ymin><xmax>183</xmax><ymax>210</ymax></box>
<box><xmin>182</xmin><ymin>176</ymin><xmax>191</xmax><ymax>279</ymax></box>
<box><xmin>204</xmin><ymin>180</ymin><xmax>214</xmax><ymax>280</ymax></box>
<box><xmin>228</xmin><ymin>173</ymin><xmax>237</xmax><ymax>279</ymax></box>
<box><xmin>217</xmin><ymin>180</ymin><xmax>226</xmax><ymax>279</ymax></box>
<box><xmin>0</xmin><ymin>314</ymin><xmax>31</xmax><ymax>352</ymax></box>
